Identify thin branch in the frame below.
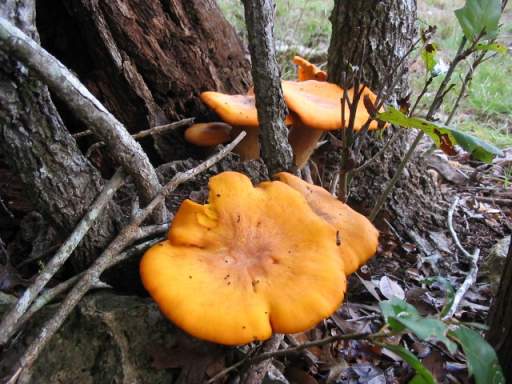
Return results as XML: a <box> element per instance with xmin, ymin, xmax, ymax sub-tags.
<box><xmin>352</xmin><ymin>130</ymin><xmax>401</xmax><ymax>174</ymax></box>
<box><xmin>9</xmin><ymin>132</ymin><xmax>246</xmax><ymax>382</ymax></box>
<box><xmin>133</xmin><ymin>224</ymin><xmax>169</xmax><ymax>242</ymax></box>
<box><xmin>208</xmin><ymin>330</ymin><xmax>390</xmax><ymax>383</ymax></box>
<box><xmin>369</xmin><ymin>36</ymin><xmax>475</xmax><ymax>221</ymax></box>
<box><xmin>443</xmin><ymin>197</ymin><xmax>481</xmax><ymax>320</ymax></box>
<box><xmin>81</xmin><ymin>118</ymin><xmax>195</xmax><ymax>155</ymax></box>
<box><xmin>240</xmin><ymin>334</ymin><xmax>284</xmax><ymax>384</ymax></box>
<box><xmin>446</xmin><ymin>52</ymin><xmax>486</xmax><ymax>125</ymax></box>
<box><xmin>0</xmin><ymin>169</ymin><xmax>126</xmax><ymax>346</ymax></box>
<box><xmin>0</xmin><ymin>17</ymin><xmax>167</xmax><ymax>222</ymax></box>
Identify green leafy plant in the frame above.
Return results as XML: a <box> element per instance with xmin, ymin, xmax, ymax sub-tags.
<box><xmin>378</xmin><ymin>107</ymin><xmax>503</xmax><ymax>163</ymax></box>
<box><xmin>378</xmin><ymin>297</ymin><xmax>505</xmax><ymax>384</ymax></box>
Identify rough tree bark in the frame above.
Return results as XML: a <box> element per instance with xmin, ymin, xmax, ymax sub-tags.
<box><xmin>487</xmin><ymin>240</ymin><xmax>512</xmax><ymax>382</ymax></box>
<box><xmin>242</xmin><ymin>0</ymin><xmax>293</xmax><ymax>174</ymax></box>
<box><xmin>0</xmin><ymin>0</ymin><xmax>121</xmax><ymax>271</ymax></box>
<box><xmin>36</xmin><ymin>0</ymin><xmax>252</xmax><ymax>161</ymax></box>
<box><xmin>327</xmin><ymin>0</ymin><xmax>444</xmax><ymax>232</ymax></box>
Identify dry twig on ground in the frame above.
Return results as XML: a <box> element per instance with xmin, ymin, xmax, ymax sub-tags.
<box><xmin>0</xmin><ymin>169</ymin><xmax>127</xmax><ymax>346</ymax></box>
<box><xmin>443</xmin><ymin>197</ymin><xmax>481</xmax><ymax>320</ymax></box>
<box><xmin>6</xmin><ymin>132</ymin><xmax>246</xmax><ymax>384</ymax></box>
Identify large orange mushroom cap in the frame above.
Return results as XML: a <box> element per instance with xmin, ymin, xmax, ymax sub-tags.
<box><xmin>140</xmin><ymin>172</ymin><xmax>346</xmax><ymax>345</ymax></box>
<box><xmin>293</xmin><ymin>56</ymin><xmax>327</xmax><ymax>82</ymax></box>
<box><xmin>275</xmin><ymin>172</ymin><xmax>379</xmax><ymax>275</ymax></box>
<box><xmin>282</xmin><ymin>80</ymin><xmax>382</xmax><ymax>131</ymax></box>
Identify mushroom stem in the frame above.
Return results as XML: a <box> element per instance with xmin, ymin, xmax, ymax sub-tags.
<box><xmin>288</xmin><ymin>121</ymin><xmax>324</xmax><ymax>168</ymax></box>
<box><xmin>232</xmin><ymin>126</ymin><xmax>260</xmax><ymax>161</ymax></box>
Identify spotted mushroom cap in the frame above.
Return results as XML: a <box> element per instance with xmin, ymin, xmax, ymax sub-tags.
<box><xmin>293</xmin><ymin>56</ymin><xmax>327</xmax><ymax>82</ymax></box>
<box><xmin>140</xmin><ymin>172</ymin><xmax>347</xmax><ymax>345</ymax></box>
<box><xmin>282</xmin><ymin>80</ymin><xmax>382</xmax><ymax>131</ymax></box>
<box><xmin>275</xmin><ymin>172</ymin><xmax>379</xmax><ymax>275</ymax></box>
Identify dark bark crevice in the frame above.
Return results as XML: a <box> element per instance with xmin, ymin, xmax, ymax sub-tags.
<box><xmin>36</xmin><ymin>0</ymin><xmax>252</xmax><ymax>134</ymax></box>
<box><xmin>0</xmin><ymin>0</ymin><xmax>122</xmax><ymax>271</ymax></box>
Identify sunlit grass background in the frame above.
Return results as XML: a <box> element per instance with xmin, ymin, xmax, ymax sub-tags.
<box><xmin>217</xmin><ymin>0</ymin><xmax>512</xmax><ymax>147</ymax></box>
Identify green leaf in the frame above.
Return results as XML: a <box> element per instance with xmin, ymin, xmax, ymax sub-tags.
<box><xmin>394</xmin><ymin>316</ymin><xmax>458</xmax><ymax>353</ymax></box>
<box><xmin>448</xmin><ymin>325</ymin><xmax>505</xmax><ymax>384</ymax></box>
<box><xmin>421</xmin><ymin>43</ymin><xmax>438</xmax><ymax>74</ymax></box>
<box><xmin>423</xmin><ymin>277</ymin><xmax>455</xmax><ymax>317</ymax></box>
<box><xmin>379</xmin><ymin>298</ymin><xmax>457</xmax><ymax>353</ymax></box>
<box><xmin>475</xmin><ymin>42</ymin><xmax>508</xmax><ymax>54</ymax></box>
<box><xmin>379</xmin><ymin>297</ymin><xmax>419</xmax><ymax>328</ymax></box>
<box><xmin>377</xmin><ymin>107</ymin><xmax>503</xmax><ymax>163</ymax></box>
<box><xmin>454</xmin><ymin>0</ymin><xmax>502</xmax><ymax>41</ymax></box>
<box><xmin>383</xmin><ymin>344</ymin><xmax>437</xmax><ymax>384</ymax></box>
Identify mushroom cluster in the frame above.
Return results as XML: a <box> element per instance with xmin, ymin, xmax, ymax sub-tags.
<box><xmin>184</xmin><ymin>56</ymin><xmax>384</xmax><ymax>168</ymax></box>
<box><xmin>140</xmin><ymin>171</ymin><xmax>378</xmax><ymax>345</ymax></box>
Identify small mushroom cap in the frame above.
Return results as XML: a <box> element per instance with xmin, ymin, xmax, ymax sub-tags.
<box><xmin>275</xmin><ymin>172</ymin><xmax>379</xmax><ymax>275</ymax></box>
<box><xmin>293</xmin><ymin>56</ymin><xmax>327</xmax><ymax>82</ymax></box>
<box><xmin>184</xmin><ymin>122</ymin><xmax>233</xmax><ymax>146</ymax></box>
<box><xmin>282</xmin><ymin>80</ymin><xmax>382</xmax><ymax>131</ymax></box>
<box><xmin>200</xmin><ymin>92</ymin><xmax>259</xmax><ymax>127</ymax></box>
<box><xmin>140</xmin><ymin>172</ymin><xmax>346</xmax><ymax>345</ymax></box>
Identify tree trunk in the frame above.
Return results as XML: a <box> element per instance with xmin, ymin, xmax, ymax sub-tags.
<box><xmin>487</xmin><ymin>240</ymin><xmax>512</xmax><ymax>382</ymax></box>
<box><xmin>242</xmin><ymin>0</ymin><xmax>293</xmax><ymax>174</ymax></box>
<box><xmin>0</xmin><ymin>0</ymin><xmax>121</xmax><ymax>271</ymax></box>
<box><xmin>327</xmin><ymin>0</ymin><xmax>445</xmax><ymax>232</ymax></box>
<box><xmin>36</xmin><ymin>0</ymin><xmax>252</xmax><ymax>161</ymax></box>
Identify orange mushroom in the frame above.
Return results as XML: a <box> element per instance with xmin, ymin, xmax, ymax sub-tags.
<box><xmin>200</xmin><ymin>92</ymin><xmax>260</xmax><ymax>160</ymax></box>
<box><xmin>184</xmin><ymin>122</ymin><xmax>232</xmax><ymax>147</ymax></box>
<box><xmin>293</xmin><ymin>56</ymin><xmax>327</xmax><ymax>82</ymax></box>
<box><xmin>282</xmin><ymin>80</ymin><xmax>383</xmax><ymax>168</ymax></box>
<box><xmin>276</xmin><ymin>172</ymin><xmax>379</xmax><ymax>275</ymax></box>
<box><xmin>140</xmin><ymin>172</ymin><xmax>347</xmax><ymax>345</ymax></box>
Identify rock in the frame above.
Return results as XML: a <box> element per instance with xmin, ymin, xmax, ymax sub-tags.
<box><xmin>481</xmin><ymin>235</ymin><xmax>511</xmax><ymax>294</ymax></box>
<box><xmin>1</xmin><ymin>292</ymin><xmax>179</xmax><ymax>384</ymax></box>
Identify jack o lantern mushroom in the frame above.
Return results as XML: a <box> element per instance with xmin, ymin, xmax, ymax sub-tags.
<box><xmin>200</xmin><ymin>92</ymin><xmax>260</xmax><ymax>160</ymax></box>
<box><xmin>276</xmin><ymin>172</ymin><xmax>379</xmax><ymax>275</ymax></box>
<box><xmin>140</xmin><ymin>172</ymin><xmax>347</xmax><ymax>345</ymax></box>
<box><xmin>282</xmin><ymin>80</ymin><xmax>383</xmax><ymax>168</ymax></box>
<box><xmin>293</xmin><ymin>56</ymin><xmax>327</xmax><ymax>82</ymax></box>
<box><xmin>184</xmin><ymin>122</ymin><xmax>233</xmax><ymax>147</ymax></box>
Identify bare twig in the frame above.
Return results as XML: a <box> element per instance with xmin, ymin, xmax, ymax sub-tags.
<box><xmin>82</xmin><ymin>118</ymin><xmax>195</xmax><ymax>155</ymax></box>
<box><xmin>240</xmin><ymin>334</ymin><xmax>284</xmax><ymax>384</ymax></box>
<box><xmin>446</xmin><ymin>52</ymin><xmax>486</xmax><ymax>125</ymax></box>
<box><xmin>352</xmin><ymin>130</ymin><xmax>401</xmax><ymax>174</ymax></box>
<box><xmin>17</xmin><ymin>235</ymin><xmax>164</xmax><ymax>329</ymax></box>
<box><xmin>208</xmin><ymin>330</ymin><xmax>390</xmax><ymax>383</ymax></box>
<box><xmin>0</xmin><ymin>169</ymin><xmax>126</xmax><ymax>346</ymax></box>
<box><xmin>0</xmin><ymin>17</ymin><xmax>167</xmax><ymax>222</ymax></box>
<box><xmin>369</xmin><ymin>35</ymin><xmax>479</xmax><ymax>221</ymax></box>
<box><xmin>443</xmin><ymin>197</ymin><xmax>481</xmax><ymax>320</ymax></box>
<box><xmin>9</xmin><ymin>132</ymin><xmax>246</xmax><ymax>382</ymax></box>
<box><xmin>133</xmin><ymin>224</ymin><xmax>170</xmax><ymax>242</ymax></box>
